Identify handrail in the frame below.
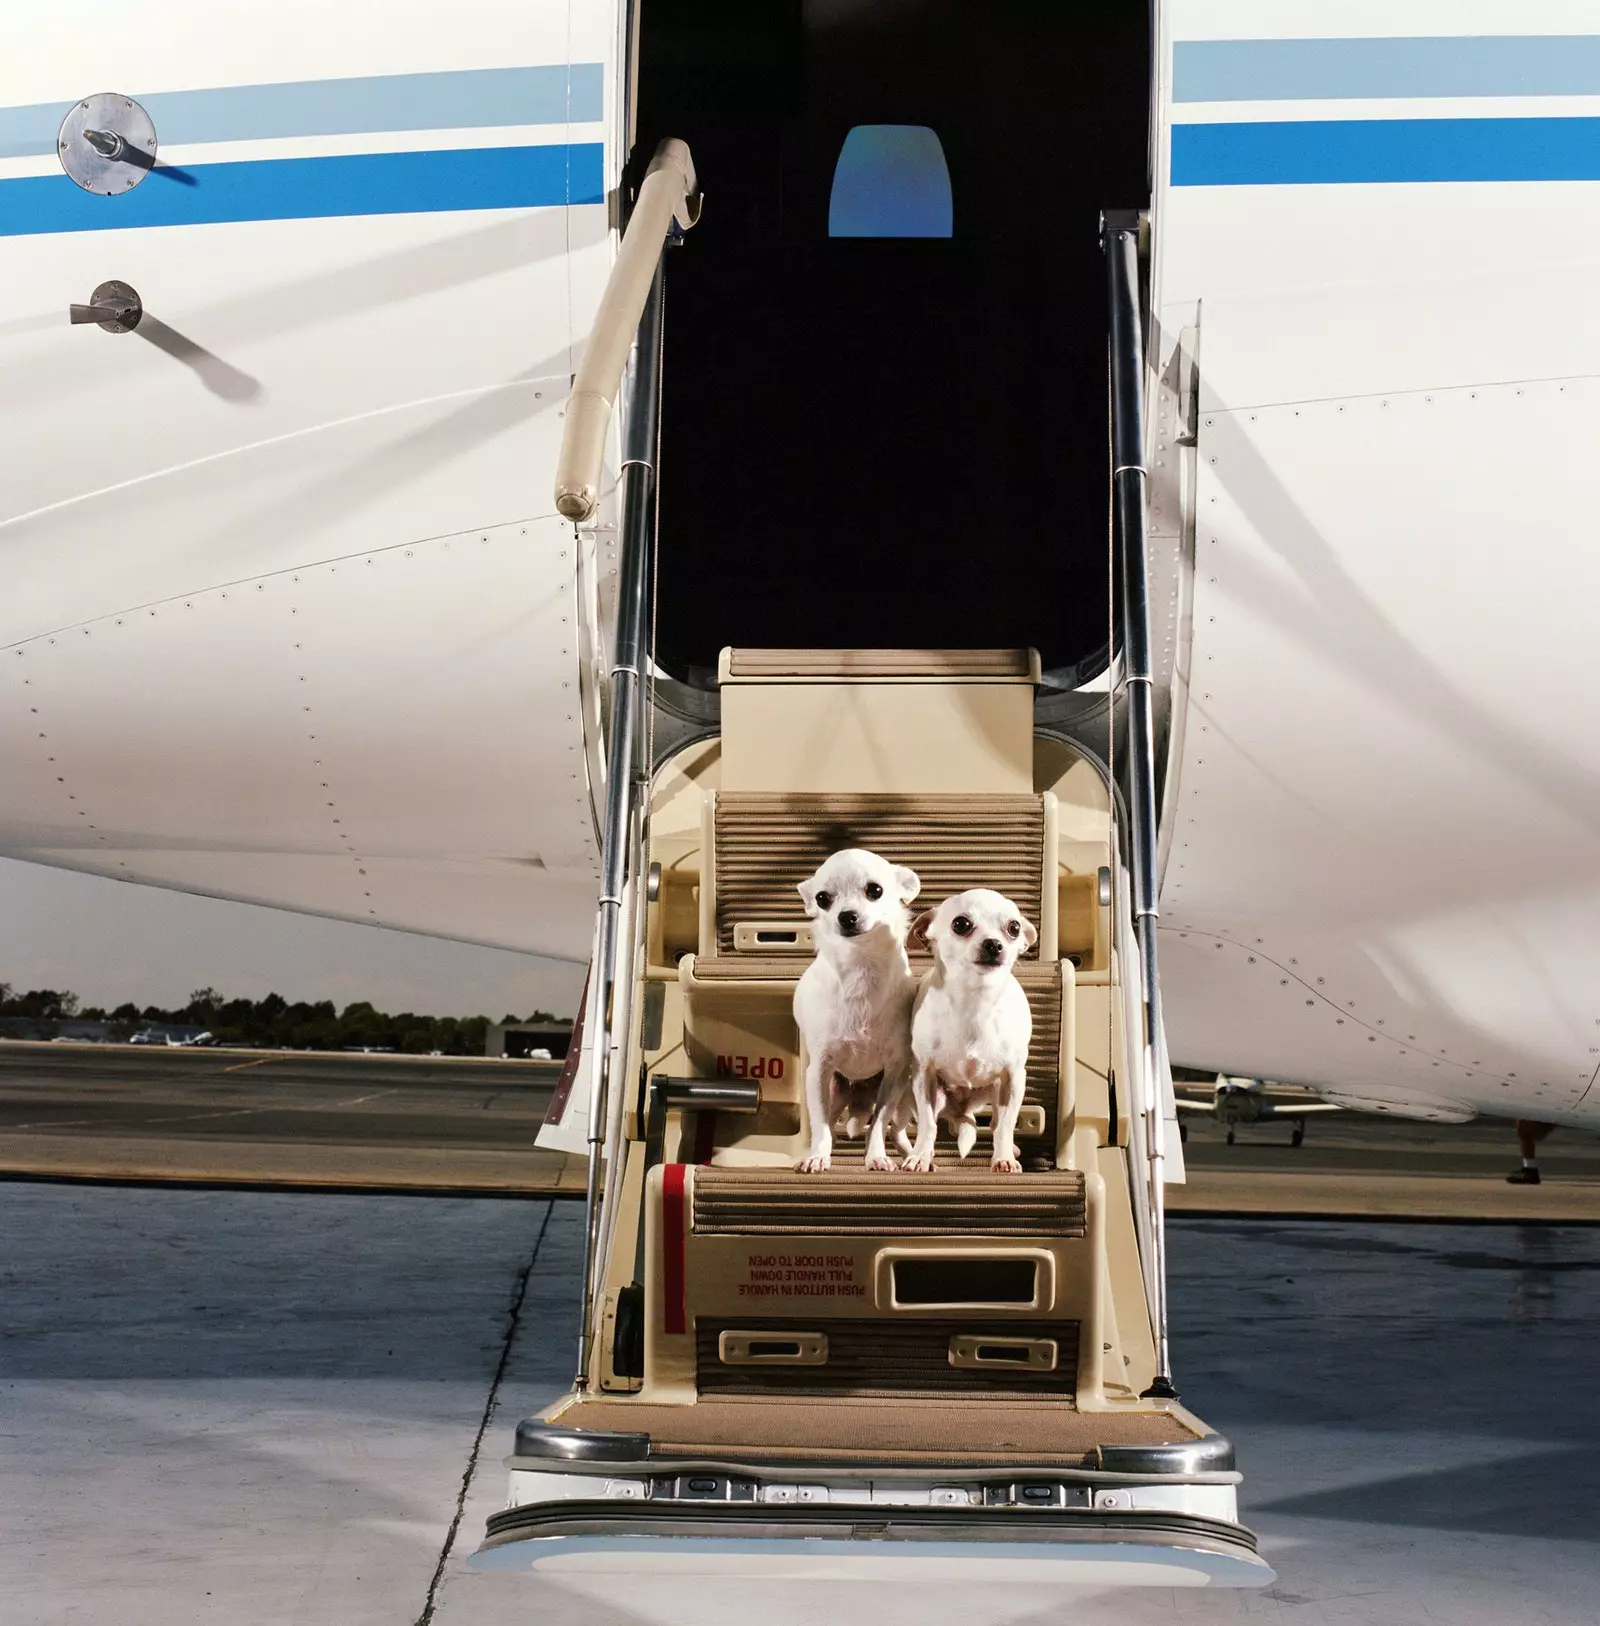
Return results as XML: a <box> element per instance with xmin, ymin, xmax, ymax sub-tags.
<box><xmin>1111</xmin><ymin>851</ymin><xmax>1161</xmax><ymax>1337</ymax></box>
<box><xmin>555</xmin><ymin>139</ymin><xmax>697</xmax><ymax>524</ymax></box>
<box><xmin>571</xmin><ymin>147</ymin><xmax>689</xmax><ymax>1387</ymax></box>
<box><xmin>1104</xmin><ymin>210</ymin><xmax>1177</xmax><ymax>1400</ymax></box>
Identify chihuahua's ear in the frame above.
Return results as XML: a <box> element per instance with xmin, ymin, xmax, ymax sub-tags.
<box><xmin>909</xmin><ymin>908</ymin><xmax>936</xmax><ymax>951</ymax></box>
<box><xmin>894</xmin><ymin>865</ymin><xmax>921</xmax><ymax>905</ymax></box>
<box><xmin>797</xmin><ymin>877</ymin><xmax>819</xmax><ymax>916</ymax></box>
<box><xmin>1020</xmin><ymin>914</ymin><xmax>1039</xmax><ymax>951</ymax></box>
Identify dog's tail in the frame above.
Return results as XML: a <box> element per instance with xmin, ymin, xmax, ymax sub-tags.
<box><xmin>955</xmin><ymin>1117</ymin><xmax>978</xmax><ymax>1160</ymax></box>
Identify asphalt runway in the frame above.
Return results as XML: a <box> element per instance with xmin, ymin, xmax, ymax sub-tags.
<box><xmin>0</xmin><ymin>1040</ymin><xmax>578</xmax><ymax>1193</ymax></box>
<box><xmin>5</xmin><ymin>1186</ymin><xmax>1596</xmax><ymax>1626</ymax></box>
<box><xmin>3</xmin><ymin>1041</ymin><xmax>1598</xmax><ymax>1217</ymax></box>
<box><xmin>1177</xmin><ymin>1111</ymin><xmax>1600</xmax><ymax>1221</ymax></box>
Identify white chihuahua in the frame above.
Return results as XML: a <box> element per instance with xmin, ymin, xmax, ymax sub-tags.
<box><xmin>792</xmin><ymin>848</ymin><xmax>921</xmax><ymax>1173</ymax></box>
<box><xmin>904</xmin><ymin>888</ymin><xmax>1037</xmax><ymax>1174</ymax></box>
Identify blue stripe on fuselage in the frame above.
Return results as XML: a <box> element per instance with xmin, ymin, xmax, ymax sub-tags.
<box><xmin>1174</xmin><ymin>36</ymin><xmax>1600</xmax><ymax>104</ymax></box>
<box><xmin>0</xmin><ymin>142</ymin><xmax>603</xmax><ymax>235</ymax></box>
<box><xmin>1172</xmin><ymin>117</ymin><xmax>1600</xmax><ymax>186</ymax></box>
<box><xmin>0</xmin><ymin>64</ymin><xmax>605</xmax><ymax>161</ymax></box>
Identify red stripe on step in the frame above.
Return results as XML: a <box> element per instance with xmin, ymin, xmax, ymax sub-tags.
<box><xmin>662</xmin><ymin>1163</ymin><xmax>687</xmax><ymax>1335</ymax></box>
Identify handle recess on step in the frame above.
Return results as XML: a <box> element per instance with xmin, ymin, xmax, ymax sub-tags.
<box><xmin>718</xmin><ymin>1330</ymin><xmax>829</xmax><ymax>1365</ymax></box>
<box><xmin>949</xmin><ymin>1333</ymin><xmax>1059</xmax><ymax>1371</ymax></box>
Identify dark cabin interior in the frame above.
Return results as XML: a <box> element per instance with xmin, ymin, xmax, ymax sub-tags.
<box><xmin>631</xmin><ymin>0</ymin><xmax>1150</xmax><ymax>684</ymax></box>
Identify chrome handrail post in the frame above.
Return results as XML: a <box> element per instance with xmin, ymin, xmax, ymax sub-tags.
<box><xmin>561</xmin><ymin>137</ymin><xmax>694</xmax><ymax>1394</ymax></box>
<box><xmin>1112</xmin><ymin>850</ymin><xmax>1161</xmax><ymax>1331</ymax></box>
<box><xmin>573</xmin><ymin>259</ymin><xmax>666</xmax><ymax>1391</ymax></box>
<box><xmin>1104</xmin><ymin>212</ymin><xmax>1177</xmax><ymax>1400</ymax></box>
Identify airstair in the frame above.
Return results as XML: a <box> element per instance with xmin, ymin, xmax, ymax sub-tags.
<box><xmin>475</xmin><ymin>149</ymin><xmax>1270</xmax><ymax>1587</ymax></box>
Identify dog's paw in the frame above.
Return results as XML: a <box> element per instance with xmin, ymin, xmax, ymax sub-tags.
<box><xmin>901</xmin><ymin>1154</ymin><xmax>937</xmax><ymax>1174</ymax></box>
<box><xmin>991</xmin><ymin>1156</ymin><xmax>1023</xmax><ymax>1174</ymax></box>
<box><xmin>864</xmin><ymin>1155</ymin><xmax>896</xmax><ymax>1173</ymax></box>
<box><xmin>794</xmin><ymin>1154</ymin><xmax>831</xmax><ymax>1174</ymax></box>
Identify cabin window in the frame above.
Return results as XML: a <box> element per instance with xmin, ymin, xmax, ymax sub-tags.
<box><xmin>828</xmin><ymin>125</ymin><xmax>952</xmax><ymax>238</ymax></box>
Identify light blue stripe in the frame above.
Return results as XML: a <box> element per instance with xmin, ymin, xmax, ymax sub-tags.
<box><xmin>0</xmin><ymin>64</ymin><xmax>604</xmax><ymax>161</ymax></box>
<box><xmin>1172</xmin><ymin>117</ymin><xmax>1600</xmax><ymax>186</ymax></box>
<box><xmin>1175</xmin><ymin>36</ymin><xmax>1600</xmax><ymax>103</ymax></box>
<box><xmin>0</xmin><ymin>142</ymin><xmax>604</xmax><ymax>236</ymax></box>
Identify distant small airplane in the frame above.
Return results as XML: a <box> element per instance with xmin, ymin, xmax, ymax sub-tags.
<box><xmin>1174</xmin><ymin>1075</ymin><xmax>1345</xmax><ymax>1147</ymax></box>
<box><xmin>129</xmin><ymin>1028</ymin><xmax>213</xmax><ymax>1048</ymax></box>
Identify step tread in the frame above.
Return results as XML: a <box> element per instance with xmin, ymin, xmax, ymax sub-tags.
<box><xmin>724</xmin><ymin>648</ymin><xmax>1037</xmax><ymax>681</ymax></box>
<box><xmin>548</xmin><ymin>1396</ymin><xmax>1201</xmax><ymax>1465</ymax></box>
<box><xmin>692</xmin><ymin>1165</ymin><xmax>1087</xmax><ymax>1236</ymax></box>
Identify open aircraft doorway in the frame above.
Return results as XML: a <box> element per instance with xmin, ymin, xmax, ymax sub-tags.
<box><xmin>634</xmin><ymin>1</ymin><xmax>1149</xmax><ymax>688</ymax></box>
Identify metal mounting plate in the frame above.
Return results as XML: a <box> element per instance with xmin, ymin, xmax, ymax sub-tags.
<box><xmin>58</xmin><ymin>93</ymin><xmax>157</xmax><ymax>195</ymax></box>
<box><xmin>77</xmin><ymin>280</ymin><xmax>143</xmax><ymax>334</ymax></box>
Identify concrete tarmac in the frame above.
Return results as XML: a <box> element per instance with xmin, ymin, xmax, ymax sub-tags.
<box><xmin>1177</xmin><ymin>1113</ymin><xmax>1600</xmax><ymax>1222</ymax></box>
<box><xmin>3</xmin><ymin>1183</ymin><xmax>1596</xmax><ymax>1625</ymax></box>
<box><xmin>0</xmin><ymin>1041</ymin><xmax>578</xmax><ymax>1192</ymax></box>
<box><xmin>4</xmin><ymin>1042</ymin><xmax>1600</xmax><ymax>1218</ymax></box>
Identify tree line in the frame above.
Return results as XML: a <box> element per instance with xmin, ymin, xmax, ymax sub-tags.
<box><xmin>0</xmin><ymin>984</ymin><xmax>565</xmax><ymax>1054</ymax></box>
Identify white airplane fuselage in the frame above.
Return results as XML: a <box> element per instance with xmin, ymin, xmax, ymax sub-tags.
<box><xmin>4</xmin><ymin>2</ymin><xmax>1599</xmax><ymax>1138</ymax></box>
<box><xmin>1</xmin><ymin>3</ymin><xmax>623</xmax><ymax>960</ymax></box>
<box><xmin>1148</xmin><ymin>0</ymin><xmax>1600</xmax><ymax>1135</ymax></box>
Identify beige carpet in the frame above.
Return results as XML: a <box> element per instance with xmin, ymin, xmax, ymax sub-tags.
<box><xmin>548</xmin><ymin>1395</ymin><xmax>1202</xmax><ymax>1464</ymax></box>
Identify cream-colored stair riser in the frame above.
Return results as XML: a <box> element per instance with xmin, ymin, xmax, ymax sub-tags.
<box><xmin>705</xmin><ymin>792</ymin><xmax>1058</xmax><ymax>962</ymax></box>
<box><xmin>642</xmin><ymin>1163</ymin><xmax>1111</xmax><ymax>1410</ymax></box>
<box><xmin>696</xmin><ymin>1316</ymin><xmax>1081</xmax><ymax>1396</ymax></box>
<box><xmin>717</xmin><ymin>649</ymin><xmax>1039</xmax><ymax>794</ymax></box>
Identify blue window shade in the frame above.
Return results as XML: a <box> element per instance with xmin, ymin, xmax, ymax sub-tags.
<box><xmin>828</xmin><ymin>125</ymin><xmax>952</xmax><ymax>238</ymax></box>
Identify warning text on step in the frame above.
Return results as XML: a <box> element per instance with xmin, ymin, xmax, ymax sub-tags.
<box><xmin>738</xmin><ymin>1251</ymin><xmax>865</xmax><ymax>1299</ymax></box>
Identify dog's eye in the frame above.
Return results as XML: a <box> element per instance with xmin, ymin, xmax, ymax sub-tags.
<box><xmin>1006</xmin><ymin>920</ymin><xmax>1021</xmax><ymax>939</ymax></box>
<box><xmin>864</xmin><ymin>882</ymin><xmax>883</xmax><ymax>901</ymax></box>
<box><xmin>815</xmin><ymin>891</ymin><xmax>833</xmax><ymax>911</ymax></box>
<box><xmin>951</xmin><ymin>915</ymin><xmax>973</xmax><ymax>937</ymax></box>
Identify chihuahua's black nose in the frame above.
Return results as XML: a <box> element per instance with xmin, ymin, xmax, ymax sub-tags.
<box><xmin>837</xmin><ymin>909</ymin><xmax>860</xmax><ymax>935</ymax></box>
<box><xmin>979</xmin><ymin>938</ymin><xmax>1004</xmax><ymax>964</ymax></box>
